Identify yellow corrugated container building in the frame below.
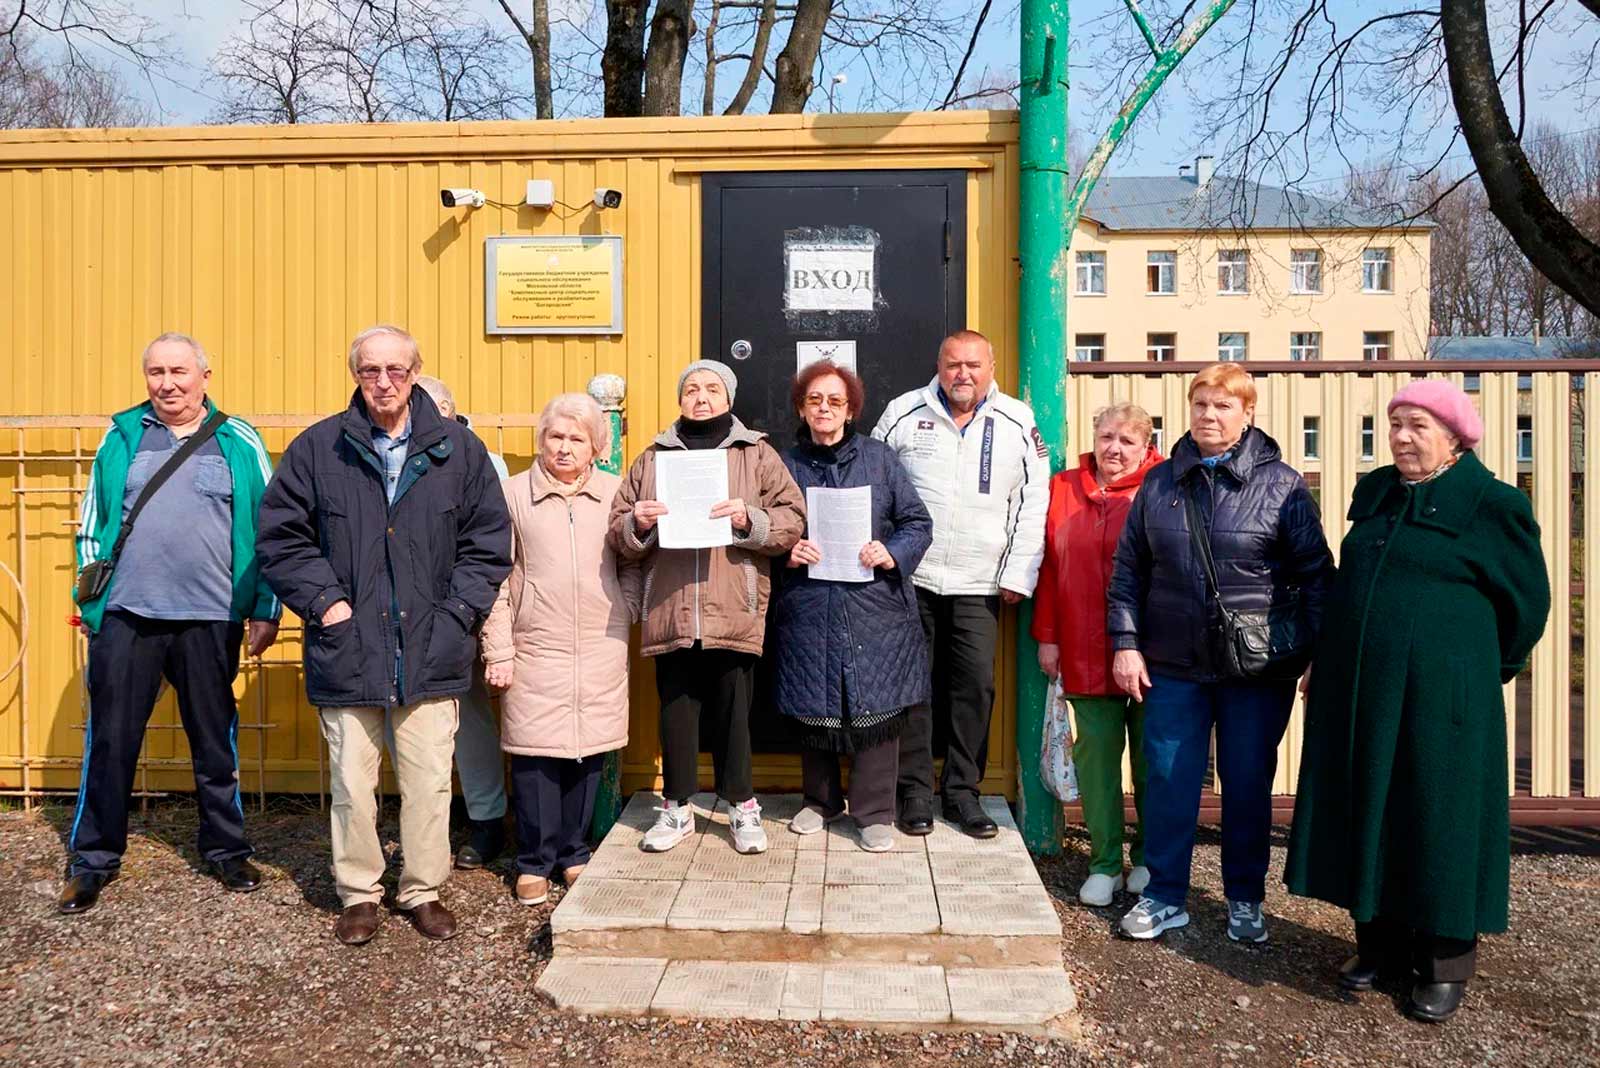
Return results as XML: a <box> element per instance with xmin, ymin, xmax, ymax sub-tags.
<box><xmin>0</xmin><ymin>112</ymin><xmax>1023</xmax><ymax>801</ymax></box>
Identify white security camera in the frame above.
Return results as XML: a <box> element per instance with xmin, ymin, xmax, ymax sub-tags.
<box><xmin>593</xmin><ymin>187</ymin><xmax>623</xmax><ymax>210</ymax></box>
<box><xmin>440</xmin><ymin>188</ymin><xmax>486</xmax><ymax>209</ymax></box>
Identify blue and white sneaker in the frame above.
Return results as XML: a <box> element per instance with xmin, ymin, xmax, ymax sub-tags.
<box><xmin>1119</xmin><ymin>895</ymin><xmax>1190</xmax><ymax>940</ymax></box>
<box><xmin>1226</xmin><ymin>899</ymin><xmax>1269</xmax><ymax>943</ymax></box>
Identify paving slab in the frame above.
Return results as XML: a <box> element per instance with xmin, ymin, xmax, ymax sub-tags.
<box><xmin>821</xmin><ymin>884</ymin><xmax>941</xmax><ymax>934</ymax></box>
<box><xmin>791</xmin><ymin>851</ymin><xmax>828</xmax><ymax>884</ymax></box>
<box><xmin>980</xmin><ymin>796</ymin><xmax>1018</xmax><ymax>829</ymax></box>
<box><xmin>824</xmin><ymin>820</ymin><xmax>927</xmax><ymax>853</ymax></box>
<box><xmin>928</xmin><ymin>850</ymin><xmax>1043</xmax><ymax>887</ymax></box>
<box><xmin>824</xmin><ymin>849</ymin><xmax>934</xmax><ymax>885</ymax></box>
<box><xmin>551</xmin><ymin>878</ymin><xmax>678</xmax><ymax>933</ymax></box>
<box><xmin>686</xmin><ymin>836</ymin><xmax>799</xmax><ymax>882</ymax></box>
<box><xmin>667</xmin><ymin>880</ymin><xmax>790</xmax><ymax>931</ymax></box>
<box><xmin>784</xmin><ymin>883</ymin><xmax>823</xmax><ymax>934</ymax></box>
<box><xmin>650</xmin><ymin>961</ymin><xmax>789</xmax><ymax>1021</ymax></box>
<box><xmin>780</xmin><ymin>963</ymin><xmax>824</xmax><ymax>1021</ymax></box>
<box><xmin>923</xmin><ymin>817</ymin><xmax>1029</xmax><ymax>855</ymax></box>
<box><xmin>819</xmin><ymin>964</ymin><xmax>951</xmax><ymax>1024</ymax></box>
<box><xmin>583</xmin><ymin>844</ymin><xmax>696</xmax><ymax>881</ymax></box>
<box><xmin>945</xmin><ymin>966</ymin><xmax>1077</xmax><ymax>1026</ymax></box>
<box><xmin>535</xmin><ymin>956</ymin><xmax>667</xmax><ymax>1016</ymax></box>
<box><xmin>935</xmin><ymin>883</ymin><xmax>1062</xmax><ymax>937</ymax></box>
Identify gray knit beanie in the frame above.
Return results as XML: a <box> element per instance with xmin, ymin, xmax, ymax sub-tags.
<box><xmin>677</xmin><ymin>359</ymin><xmax>738</xmax><ymax>403</ymax></box>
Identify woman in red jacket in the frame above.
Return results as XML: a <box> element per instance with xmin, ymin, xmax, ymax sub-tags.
<box><xmin>1033</xmin><ymin>403</ymin><xmax>1162</xmax><ymax>907</ymax></box>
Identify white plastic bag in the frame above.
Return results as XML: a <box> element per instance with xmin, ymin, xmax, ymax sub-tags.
<box><xmin>1039</xmin><ymin>677</ymin><xmax>1079</xmax><ymax>803</ymax></box>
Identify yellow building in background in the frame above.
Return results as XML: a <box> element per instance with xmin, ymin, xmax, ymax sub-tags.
<box><xmin>1067</xmin><ymin>156</ymin><xmax>1432</xmax><ymax>364</ymax></box>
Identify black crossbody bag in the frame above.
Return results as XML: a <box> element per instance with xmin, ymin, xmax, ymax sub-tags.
<box><xmin>1182</xmin><ymin>489</ymin><xmax>1310</xmax><ymax>680</ymax></box>
<box><xmin>75</xmin><ymin>408</ymin><xmax>228</xmax><ymax>604</ymax></box>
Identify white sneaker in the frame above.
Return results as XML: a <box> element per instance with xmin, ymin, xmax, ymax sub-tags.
<box><xmin>789</xmin><ymin>806</ymin><xmax>832</xmax><ymax>836</ymax></box>
<box><xmin>1126</xmin><ymin>865</ymin><xmax>1151</xmax><ymax>895</ymax></box>
<box><xmin>730</xmin><ymin>799</ymin><xmax>768</xmax><ymax>854</ymax></box>
<box><xmin>857</xmin><ymin>824</ymin><xmax>895</xmax><ymax>853</ymax></box>
<box><xmin>641</xmin><ymin>801</ymin><xmax>695</xmax><ymax>852</ymax></box>
<box><xmin>1078</xmin><ymin>872</ymin><xmax>1125</xmax><ymax>907</ymax></box>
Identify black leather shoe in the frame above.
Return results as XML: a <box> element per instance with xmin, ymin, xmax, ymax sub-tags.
<box><xmin>58</xmin><ymin>870</ymin><xmax>116</xmax><ymax>915</ymax></box>
<box><xmin>943</xmin><ymin>799</ymin><xmax>998</xmax><ymax>839</ymax></box>
<box><xmin>212</xmin><ymin>857</ymin><xmax>263</xmax><ymax>893</ymax></box>
<box><xmin>455</xmin><ymin>817</ymin><xmax>506</xmax><ymax>870</ymax></box>
<box><xmin>1405</xmin><ymin>980</ymin><xmax>1467</xmax><ymax>1023</ymax></box>
<box><xmin>1337</xmin><ymin>955</ymin><xmax>1382</xmax><ymax>991</ymax></box>
<box><xmin>897</xmin><ymin>797</ymin><xmax>935</xmax><ymax>836</ymax></box>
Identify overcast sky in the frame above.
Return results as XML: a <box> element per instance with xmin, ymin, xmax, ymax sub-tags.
<box><xmin>98</xmin><ymin>1</ymin><xmax>1600</xmax><ymax>184</ymax></box>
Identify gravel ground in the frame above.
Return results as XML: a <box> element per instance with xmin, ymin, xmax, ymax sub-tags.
<box><xmin>1</xmin><ymin>797</ymin><xmax>1596</xmax><ymax>1068</ymax></box>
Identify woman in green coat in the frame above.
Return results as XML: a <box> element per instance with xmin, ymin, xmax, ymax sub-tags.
<box><xmin>1286</xmin><ymin>378</ymin><xmax>1549</xmax><ymax>1025</ymax></box>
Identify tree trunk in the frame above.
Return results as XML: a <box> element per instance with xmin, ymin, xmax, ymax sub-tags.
<box><xmin>642</xmin><ymin>0</ymin><xmax>693</xmax><ymax>116</ymax></box>
<box><xmin>770</xmin><ymin>0</ymin><xmax>831</xmax><ymax>114</ymax></box>
<box><xmin>724</xmin><ymin>0</ymin><xmax>777</xmax><ymax>115</ymax></box>
<box><xmin>701</xmin><ymin>0</ymin><xmax>721</xmax><ymax>116</ymax></box>
<box><xmin>1441</xmin><ymin>0</ymin><xmax>1600</xmax><ymax>318</ymax></box>
<box><xmin>532</xmin><ymin>0</ymin><xmax>552</xmax><ymax>119</ymax></box>
<box><xmin>602</xmin><ymin>0</ymin><xmax>648</xmax><ymax>118</ymax></box>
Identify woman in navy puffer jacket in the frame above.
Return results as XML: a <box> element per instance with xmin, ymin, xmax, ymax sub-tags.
<box><xmin>772</xmin><ymin>360</ymin><xmax>933</xmax><ymax>853</ymax></box>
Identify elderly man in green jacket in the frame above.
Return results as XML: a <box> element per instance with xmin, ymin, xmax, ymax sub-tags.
<box><xmin>62</xmin><ymin>332</ymin><xmax>281</xmax><ymax>916</ymax></box>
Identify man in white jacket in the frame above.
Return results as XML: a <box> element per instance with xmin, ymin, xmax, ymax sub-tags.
<box><xmin>872</xmin><ymin>329</ymin><xmax>1050</xmax><ymax>838</ymax></box>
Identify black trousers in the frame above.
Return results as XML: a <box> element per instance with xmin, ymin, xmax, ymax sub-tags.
<box><xmin>898</xmin><ymin>590</ymin><xmax>1000</xmax><ymax>807</ymax></box>
<box><xmin>510</xmin><ymin>754</ymin><xmax>603</xmax><ymax>878</ymax></box>
<box><xmin>1356</xmin><ymin>916</ymin><xmax>1479</xmax><ymax>983</ymax></box>
<box><xmin>802</xmin><ymin>738</ymin><xmax>899</xmax><ymax>828</ymax></box>
<box><xmin>70</xmin><ymin>611</ymin><xmax>249</xmax><ymax>875</ymax></box>
<box><xmin>655</xmin><ymin>644</ymin><xmax>757</xmax><ymax>804</ymax></box>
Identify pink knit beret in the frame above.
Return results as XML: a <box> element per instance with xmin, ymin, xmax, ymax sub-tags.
<box><xmin>1387</xmin><ymin>378</ymin><xmax>1483</xmax><ymax>449</ymax></box>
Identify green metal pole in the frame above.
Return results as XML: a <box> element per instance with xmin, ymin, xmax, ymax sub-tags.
<box><xmin>588</xmin><ymin>372</ymin><xmax>628</xmax><ymax>841</ymax></box>
<box><xmin>1016</xmin><ymin>0</ymin><xmax>1071</xmax><ymax>855</ymax></box>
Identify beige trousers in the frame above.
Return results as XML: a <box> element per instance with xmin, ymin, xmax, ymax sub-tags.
<box><xmin>318</xmin><ymin>697</ymin><xmax>459</xmax><ymax>909</ymax></box>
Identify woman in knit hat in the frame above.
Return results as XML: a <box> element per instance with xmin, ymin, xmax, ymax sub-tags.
<box><xmin>1286</xmin><ymin>377</ymin><xmax>1550</xmax><ymax>1024</ymax></box>
<box><xmin>608</xmin><ymin>360</ymin><xmax>806</xmax><ymax>855</ymax></box>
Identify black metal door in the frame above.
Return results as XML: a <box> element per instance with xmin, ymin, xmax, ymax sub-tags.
<box><xmin>701</xmin><ymin>170</ymin><xmax>967</xmax><ymax>757</ymax></box>
<box><xmin>701</xmin><ymin>170</ymin><xmax>967</xmax><ymax>440</ymax></box>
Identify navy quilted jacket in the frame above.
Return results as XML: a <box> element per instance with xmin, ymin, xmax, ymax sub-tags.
<box><xmin>1106</xmin><ymin>426</ymin><xmax>1335</xmax><ymax>682</ymax></box>
<box><xmin>771</xmin><ymin>430</ymin><xmax>933</xmax><ymax>719</ymax></box>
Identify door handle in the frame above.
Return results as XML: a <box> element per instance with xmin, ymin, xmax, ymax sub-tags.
<box><xmin>730</xmin><ymin>339</ymin><xmax>753</xmax><ymax>361</ymax></box>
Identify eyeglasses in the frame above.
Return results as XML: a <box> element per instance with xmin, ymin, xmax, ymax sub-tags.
<box><xmin>804</xmin><ymin>394</ymin><xmax>848</xmax><ymax>411</ymax></box>
<box><xmin>356</xmin><ymin>365</ymin><xmax>414</xmax><ymax>384</ymax></box>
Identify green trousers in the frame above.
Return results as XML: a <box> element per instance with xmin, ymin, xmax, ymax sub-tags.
<box><xmin>1069</xmin><ymin>694</ymin><xmax>1147</xmax><ymax>876</ymax></box>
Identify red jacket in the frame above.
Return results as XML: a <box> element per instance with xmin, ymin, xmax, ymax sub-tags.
<box><xmin>1031</xmin><ymin>447</ymin><xmax>1163</xmax><ymax>696</ymax></box>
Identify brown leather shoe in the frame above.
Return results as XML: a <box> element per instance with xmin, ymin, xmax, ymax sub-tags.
<box><xmin>516</xmin><ymin>874</ymin><xmax>551</xmax><ymax>906</ymax></box>
<box><xmin>334</xmin><ymin>902</ymin><xmax>382</xmax><ymax>946</ymax></box>
<box><xmin>561</xmin><ymin>865</ymin><xmax>586</xmax><ymax>888</ymax></box>
<box><xmin>405</xmin><ymin>900</ymin><xmax>459</xmax><ymax>941</ymax></box>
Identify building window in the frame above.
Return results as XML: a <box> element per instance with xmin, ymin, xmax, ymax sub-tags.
<box><xmin>1291</xmin><ymin>249</ymin><xmax>1322</xmax><ymax>294</ymax></box>
<box><xmin>1464</xmin><ymin>373</ymin><xmax>1481</xmax><ymax>392</ymax></box>
<box><xmin>1073</xmin><ymin>333</ymin><xmax>1106</xmax><ymax>362</ymax></box>
<box><xmin>1517</xmin><ymin>415</ymin><xmax>1533</xmax><ymax>462</ymax></box>
<box><xmin>1362</xmin><ymin>248</ymin><xmax>1393</xmax><ymax>293</ymax></box>
<box><xmin>1147</xmin><ymin>332</ymin><xmax>1177</xmax><ymax>362</ymax></box>
<box><xmin>1218</xmin><ymin>332</ymin><xmax>1248</xmax><ymax>362</ymax></box>
<box><xmin>1290</xmin><ymin>331</ymin><xmax>1322</xmax><ymax>361</ymax></box>
<box><xmin>1360</xmin><ymin>416</ymin><xmax>1375</xmax><ymax>461</ymax></box>
<box><xmin>1303</xmin><ymin>416</ymin><xmax>1321</xmax><ymax>460</ymax></box>
<box><xmin>1147</xmin><ymin>250</ymin><xmax>1177</xmax><ymax>294</ymax></box>
<box><xmin>1151</xmin><ymin>416</ymin><xmax>1165</xmax><ymax>452</ymax></box>
<box><xmin>1218</xmin><ymin>249</ymin><xmax>1249</xmax><ymax>294</ymax></box>
<box><xmin>1362</xmin><ymin>331</ymin><xmax>1393</xmax><ymax>361</ymax></box>
<box><xmin>1076</xmin><ymin>251</ymin><xmax>1106</xmax><ymax>295</ymax></box>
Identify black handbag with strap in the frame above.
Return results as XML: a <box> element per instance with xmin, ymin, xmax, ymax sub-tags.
<box><xmin>75</xmin><ymin>408</ymin><xmax>228</xmax><ymax>605</ymax></box>
<box><xmin>1182</xmin><ymin>487</ymin><xmax>1310</xmax><ymax>680</ymax></box>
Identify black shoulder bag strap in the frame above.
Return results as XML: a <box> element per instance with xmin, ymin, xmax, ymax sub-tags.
<box><xmin>76</xmin><ymin>407</ymin><xmax>228</xmax><ymax>603</ymax></box>
<box><xmin>1182</xmin><ymin>484</ymin><xmax>1224</xmax><ymax>607</ymax></box>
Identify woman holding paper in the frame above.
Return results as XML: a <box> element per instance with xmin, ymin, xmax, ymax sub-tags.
<box><xmin>772</xmin><ymin>360</ymin><xmax>933</xmax><ymax>852</ymax></box>
<box><xmin>608</xmin><ymin>360</ymin><xmax>806</xmax><ymax>855</ymax></box>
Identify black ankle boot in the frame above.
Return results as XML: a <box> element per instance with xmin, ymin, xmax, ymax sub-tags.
<box><xmin>454</xmin><ymin>817</ymin><xmax>505</xmax><ymax>869</ymax></box>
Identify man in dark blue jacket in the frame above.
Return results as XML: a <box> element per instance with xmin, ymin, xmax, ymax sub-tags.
<box><xmin>257</xmin><ymin>325</ymin><xmax>510</xmax><ymax>947</ymax></box>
